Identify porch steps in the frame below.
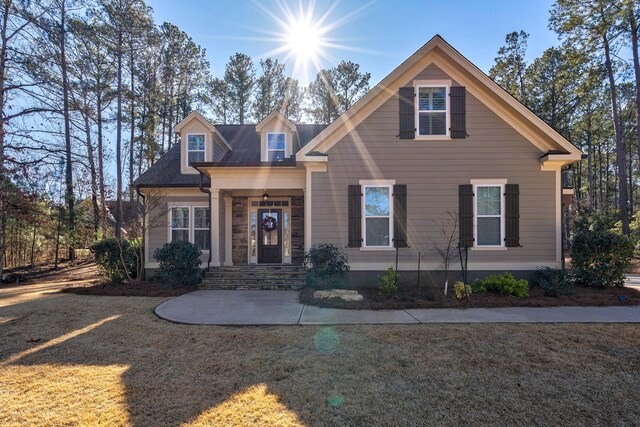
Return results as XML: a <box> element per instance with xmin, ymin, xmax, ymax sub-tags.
<box><xmin>199</xmin><ymin>265</ymin><xmax>307</xmax><ymax>290</ymax></box>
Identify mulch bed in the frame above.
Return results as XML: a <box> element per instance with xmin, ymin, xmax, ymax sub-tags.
<box><xmin>300</xmin><ymin>286</ymin><xmax>640</xmax><ymax>310</ymax></box>
<box><xmin>61</xmin><ymin>281</ymin><xmax>197</xmax><ymax>297</ymax></box>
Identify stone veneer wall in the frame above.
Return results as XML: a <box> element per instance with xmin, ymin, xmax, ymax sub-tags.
<box><xmin>231</xmin><ymin>195</ymin><xmax>304</xmax><ymax>266</ymax></box>
<box><xmin>232</xmin><ymin>197</ymin><xmax>248</xmax><ymax>265</ymax></box>
<box><xmin>291</xmin><ymin>196</ymin><xmax>304</xmax><ymax>265</ymax></box>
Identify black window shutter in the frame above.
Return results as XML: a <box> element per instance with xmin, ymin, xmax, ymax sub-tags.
<box><xmin>348</xmin><ymin>185</ymin><xmax>362</xmax><ymax>247</ymax></box>
<box><xmin>450</xmin><ymin>86</ymin><xmax>466</xmax><ymax>139</ymax></box>
<box><xmin>459</xmin><ymin>184</ymin><xmax>474</xmax><ymax>247</ymax></box>
<box><xmin>398</xmin><ymin>87</ymin><xmax>415</xmax><ymax>139</ymax></box>
<box><xmin>393</xmin><ymin>184</ymin><xmax>407</xmax><ymax>248</ymax></box>
<box><xmin>505</xmin><ymin>184</ymin><xmax>520</xmax><ymax>247</ymax></box>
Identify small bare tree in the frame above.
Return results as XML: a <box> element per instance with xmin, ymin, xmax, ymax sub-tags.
<box><xmin>431</xmin><ymin>210</ymin><xmax>458</xmax><ymax>296</ymax></box>
<box><xmin>116</xmin><ymin>187</ymin><xmax>167</xmax><ymax>285</ymax></box>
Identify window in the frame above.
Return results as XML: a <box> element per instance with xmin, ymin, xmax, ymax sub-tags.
<box><xmin>266</xmin><ymin>132</ymin><xmax>286</xmax><ymax>161</ymax></box>
<box><xmin>187</xmin><ymin>134</ymin><xmax>205</xmax><ymax>165</ymax></box>
<box><xmin>170</xmin><ymin>207</ymin><xmax>190</xmax><ymax>242</ymax></box>
<box><xmin>363</xmin><ymin>185</ymin><xmax>392</xmax><ymax>247</ymax></box>
<box><xmin>416</xmin><ymin>84</ymin><xmax>449</xmax><ymax>137</ymax></box>
<box><xmin>193</xmin><ymin>207</ymin><xmax>210</xmax><ymax>251</ymax></box>
<box><xmin>475</xmin><ymin>185</ymin><xmax>504</xmax><ymax>247</ymax></box>
<box><xmin>169</xmin><ymin>205</ymin><xmax>210</xmax><ymax>251</ymax></box>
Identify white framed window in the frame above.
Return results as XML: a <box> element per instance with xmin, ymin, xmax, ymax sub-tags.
<box><xmin>266</xmin><ymin>132</ymin><xmax>286</xmax><ymax>161</ymax></box>
<box><xmin>361</xmin><ymin>182</ymin><xmax>394</xmax><ymax>248</ymax></box>
<box><xmin>187</xmin><ymin>134</ymin><xmax>205</xmax><ymax>165</ymax></box>
<box><xmin>473</xmin><ymin>182</ymin><xmax>505</xmax><ymax>248</ymax></box>
<box><xmin>415</xmin><ymin>82</ymin><xmax>450</xmax><ymax>138</ymax></box>
<box><xmin>168</xmin><ymin>205</ymin><xmax>210</xmax><ymax>252</ymax></box>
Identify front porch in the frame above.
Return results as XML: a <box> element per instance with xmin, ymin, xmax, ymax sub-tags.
<box><xmin>208</xmin><ymin>190</ymin><xmax>305</xmax><ymax>268</ymax></box>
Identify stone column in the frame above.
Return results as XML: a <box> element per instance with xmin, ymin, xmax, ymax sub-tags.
<box><xmin>210</xmin><ymin>189</ymin><xmax>221</xmax><ymax>267</ymax></box>
<box><xmin>224</xmin><ymin>196</ymin><xmax>233</xmax><ymax>266</ymax></box>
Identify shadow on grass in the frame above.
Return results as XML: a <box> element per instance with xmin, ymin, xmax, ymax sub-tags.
<box><xmin>1</xmin><ymin>285</ymin><xmax>640</xmax><ymax>426</ymax></box>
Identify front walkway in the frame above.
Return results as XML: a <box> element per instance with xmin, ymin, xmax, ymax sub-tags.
<box><xmin>155</xmin><ymin>290</ymin><xmax>640</xmax><ymax>325</ymax></box>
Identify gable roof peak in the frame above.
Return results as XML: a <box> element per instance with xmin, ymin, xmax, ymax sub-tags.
<box><xmin>174</xmin><ymin>111</ymin><xmax>216</xmax><ymax>133</ymax></box>
<box><xmin>255</xmin><ymin>110</ymin><xmax>297</xmax><ymax>133</ymax></box>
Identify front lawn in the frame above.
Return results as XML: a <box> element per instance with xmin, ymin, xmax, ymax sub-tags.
<box><xmin>1</xmin><ymin>268</ymin><xmax>640</xmax><ymax>425</ymax></box>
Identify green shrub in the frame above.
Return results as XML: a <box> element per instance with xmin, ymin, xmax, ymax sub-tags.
<box><xmin>378</xmin><ymin>267</ymin><xmax>400</xmax><ymax>297</ymax></box>
<box><xmin>531</xmin><ymin>267</ymin><xmax>573</xmax><ymax>297</ymax></box>
<box><xmin>453</xmin><ymin>281</ymin><xmax>472</xmax><ymax>300</ymax></box>
<box><xmin>472</xmin><ymin>272</ymin><xmax>529</xmax><ymax>298</ymax></box>
<box><xmin>91</xmin><ymin>238</ymin><xmax>138</xmax><ymax>283</ymax></box>
<box><xmin>572</xmin><ymin>212</ymin><xmax>634</xmax><ymax>288</ymax></box>
<box><xmin>153</xmin><ymin>240</ymin><xmax>202</xmax><ymax>288</ymax></box>
<box><xmin>304</xmin><ymin>244</ymin><xmax>350</xmax><ymax>288</ymax></box>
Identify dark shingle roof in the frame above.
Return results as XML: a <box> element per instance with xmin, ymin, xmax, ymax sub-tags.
<box><xmin>133</xmin><ymin>144</ymin><xmax>208</xmax><ymax>188</ymax></box>
<box><xmin>133</xmin><ymin>124</ymin><xmax>327</xmax><ymax>188</ymax></box>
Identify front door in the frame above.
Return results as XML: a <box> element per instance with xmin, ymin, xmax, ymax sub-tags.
<box><xmin>258</xmin><ymin>209</ymin><xmax>282</xmax><ymax>264</ymax></box>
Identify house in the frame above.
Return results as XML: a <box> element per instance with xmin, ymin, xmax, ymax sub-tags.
<box><xmin>134</xmin><ymin>35</ymin><xmax>582</xmax><ymax>287</ymax></box>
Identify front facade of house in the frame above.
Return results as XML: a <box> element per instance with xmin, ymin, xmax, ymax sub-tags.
<box><xmin>135</xmin><ymin>35</ymin><xmax>582</xmax><ymax>286</ymax></box>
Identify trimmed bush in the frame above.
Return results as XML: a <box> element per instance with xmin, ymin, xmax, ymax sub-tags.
<box><xmin>531</xmin><ymin>267</ymin><xmax>573</xmax><ymax>297</ymax></box>
<box><xmin>453</xmin><ymin>281</ymin><xmax>472</xmax><ymax>300</ymax></box>
<box><xmin>378</xmin><ymin>267</ymin><xmax>400</xmax><ymax>297</ymax></box>
<box><xmin>304</xmin><ymin>244</ymin><xmax>350</xmax><ymax>289</ymax></box>
<box><xmin>154</xmin><ymin>240</ymin><xmax>202</xmax><ymax>288</ymax></box>
<box><xmin>572</xmin><ymin>212</ymin><xmax>634</xmax><ymax>288</ymax></box>
<box><xmin>471</xmin><ymin>272</ymin><xmax>529</xmax><ymax>298</ymax></box>
<box><xmin>91</xmin><ymin>238</ymin><xmax>139</xmax><ymax>283</ymax></box>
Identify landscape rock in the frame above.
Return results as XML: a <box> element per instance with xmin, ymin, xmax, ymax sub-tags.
<box><xmin>313</xmin><ymin>289</ymin><xmax>364</xmax><ymax>302</ymax></box>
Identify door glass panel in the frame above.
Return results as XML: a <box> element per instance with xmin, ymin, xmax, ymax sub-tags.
<box><xmin>262</xmin><ymin>211</ymin><xmax>278</xmax><ymax>246</ymax></box>
<box><xmin>250</xmin><ymin>211</ymin><xmax>257</xmax><ymax>258</ymax></box>
<box><xmin>284</xmin><ymin>211</ymin><xmax>290</xmax><ymax>257</ymax></box>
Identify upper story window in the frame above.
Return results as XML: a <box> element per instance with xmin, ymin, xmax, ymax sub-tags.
<box><xmin>187</xmin><ymin>134</ymin><xmax>205</xmax><ymax>165</ymax></box>
<box><xmin>363</xmin><ymin>184</ymin><xmax>393</xmax><ymax>248</ymax></box>
<box><xmin>267</xmin><ymin>132</ymin><xmax>286</xmax><ymax>161</ymax></box>
<box><xmin>474</xmin><ymin>184</ymin><xmax>504</xmax><ymax>247</ymax></box>
<box><xmin>416</xmin><ymin>83</ymin><xmax>449</xmax><ymax>137</ymax></box>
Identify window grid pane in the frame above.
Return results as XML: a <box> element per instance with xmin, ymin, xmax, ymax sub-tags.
<box><xmin>267</xmin><ymin>133</ymin><xmax>286</xmax><ymax>150</ymax></box>
<box><xmin>365</xmin><ymin>187</ymin><xmax>390</xmax><ymax>217</ymax></box>
<box><xmin>171</xmin><ymin>207</ymin><xmax>189</xmax><ymax>229</ymax></box>
<box><xmin>187</xmin><ymin>134</ymin><xmax>205</xmax><ymax>150</ymax></box>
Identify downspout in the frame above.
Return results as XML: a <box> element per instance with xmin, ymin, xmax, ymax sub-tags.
<box><xmin>135</xmin><ymin>186</ymin><xmax>146</xmax><ymax>281</ymax></box>
<box><xmin>199</xmin><ymin>171</ymin><xmax>212</xmax><ymax>270</ymax></box>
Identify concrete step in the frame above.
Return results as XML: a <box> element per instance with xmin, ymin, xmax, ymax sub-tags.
<box><xmin>198</xmin><ymin>283</ymin><xmax>305</xmax><ymax>290</ymax></box>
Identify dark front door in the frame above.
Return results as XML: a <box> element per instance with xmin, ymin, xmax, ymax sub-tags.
<box><xmin>258</xmin><ymin>209</ymin><xmax>282</xmax><ymax>264</ymax></box>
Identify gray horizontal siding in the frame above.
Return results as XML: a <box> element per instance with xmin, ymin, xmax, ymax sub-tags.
<box><xmin>146</xmin><ymin>194</ymin><xmax>211</xmax><ymax>265</ymax></box>
<box><xmin>311</xmin><ymin>63</ymin><xmax>557</xmax><ymax>267</ymax></box>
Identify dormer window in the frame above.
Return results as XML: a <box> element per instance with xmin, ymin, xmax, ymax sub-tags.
<box><xmin>187</xmin><ymin>134</ymin><xmax>205</xmax><ymax>165</ymax></box>
<box><xmin>267</xmin><ymin>132</ymin><xmax>286</xmax><ymax>162</ymax></box>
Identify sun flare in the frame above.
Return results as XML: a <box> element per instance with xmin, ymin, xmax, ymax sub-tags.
<box><xmin>254</xmin><ymin>0</ymin><xmax>374</xmax><ymax>84</ymax></box>
<box><xmin>285</xmin><ymin>16</ymin><xmax>322</xmax><ymax>62</ymax></box>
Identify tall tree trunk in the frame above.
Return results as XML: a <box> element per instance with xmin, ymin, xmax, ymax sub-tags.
<box><xmin>60</xmin><ymin>0</ymin><xmax>75</xmax><ymax>260</ymax></box>
<box><xmin>630</xmin><ymin>9</ymin><xmax>640</xmax><ymax>173</ymax></box>
<box><xmin>0</xmin><ymin>0</ymin><xmax>10</xmax><ymax>276</ymax></box>
<box><xmin>603</xmin><ymin>34</ymin><xmax>629</xmax><ymax>233</ymax></box>
<box><xmin>96</xmin><ymin>82</ymin><xmax>107</xmax><ymax>235</ymax></box>
<box><xmin>115</xmin><ymin>27</ymin><xmax>123</xmax><ymax>239</ymax></box>
<box><xmin>82</xmin><ymin>102</ymin><xmax>99</xmax><ymax>240</ymax></box>
<box><xmin>129</xmin><ymin>41</ymin><xmax>135</xmax><ymax>205</ymax></box>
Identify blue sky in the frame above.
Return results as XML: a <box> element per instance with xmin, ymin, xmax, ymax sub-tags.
<box><xmin>147</xmin><ymin>0</ymin><xmax>560</xmax><ymax>84</ymax></box>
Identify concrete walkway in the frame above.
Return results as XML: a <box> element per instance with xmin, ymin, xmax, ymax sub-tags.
<box><xmin>155</xmin><ymin>290</ymin><xmax>640</xmax><ymax>325</ymax></box>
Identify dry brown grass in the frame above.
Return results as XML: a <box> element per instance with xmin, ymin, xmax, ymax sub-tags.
<box><xmin>1</xmin><ymin>268</ymin><xmax>640</xmax><ymax>426</ymax></box>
